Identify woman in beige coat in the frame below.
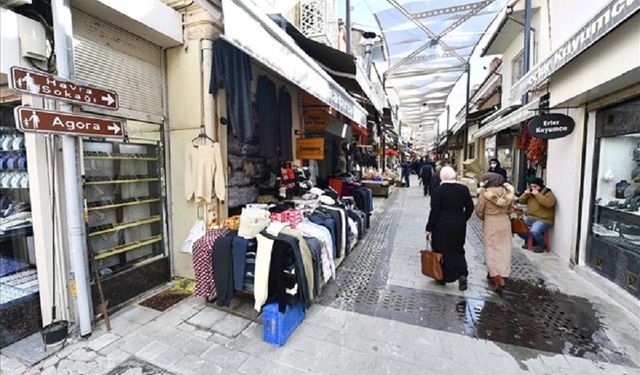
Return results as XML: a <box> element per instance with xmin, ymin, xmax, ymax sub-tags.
<box><xmin>475</xmin><ymin>173</ymin><xmax>515</xmax><ymax>292</ymax></box>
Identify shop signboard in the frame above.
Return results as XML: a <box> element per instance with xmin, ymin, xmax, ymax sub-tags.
<box><xmin>528</xmin><ymin>113</ymin><xmax>575</xmax><ymax>139</ymax></box>
<box><xmin>296</xmin><ymin>138</ymin><xmax>325</xmax><ymax>160</ymax></box>
<box><xmin>511</xmin><ymin>0</ymin><xmax>640</xmax><ymax>100</ymax></box>
<box><xmin>304</xmin><ymin>109</ymin><xmax>330</xmax><ymax>132</ymax></box>
<box><xmin>14</xmin><ymin>107</ymin><xmax>125</xmax><ymax>139</ymax></box>
<box><xmin>9</xmin><ymin>66</ymin><xmax>119</xmax><ymax>110</ymax></box>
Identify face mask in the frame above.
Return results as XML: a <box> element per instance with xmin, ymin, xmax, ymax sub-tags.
<box><xmin>490</xmin><ymin>163</ymin><xmax>497</xmax><ymax>168</ymax></box>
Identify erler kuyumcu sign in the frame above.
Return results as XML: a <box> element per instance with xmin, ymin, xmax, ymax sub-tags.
<box><xmin>528</xmin><ymin>114</ymin><xmax>575</xmax><ymax>139</ymax></box>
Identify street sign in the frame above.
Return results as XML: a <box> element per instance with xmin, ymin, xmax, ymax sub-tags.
<box><xmin>9</xmin><ymin>66</ymin><xmax>119</xmax><ymax>110</ymax></box>
<box><xmin>14</xmin><ymin>107</ymin><xmax>125</xmax><ymax>139</ymax></box>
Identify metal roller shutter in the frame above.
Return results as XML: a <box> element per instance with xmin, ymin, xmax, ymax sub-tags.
<box><xmin>72</xmin><ymin>10</ymin><xmax>164</xmax><ymax>122</ymax></box>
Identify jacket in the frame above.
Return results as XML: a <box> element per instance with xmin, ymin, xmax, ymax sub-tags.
<box><xmin>518</xmin><ymin>188</ymin><xmax>556</xmax><ymax>224</ymax></box>
<box><xmin>475</xmin><ymin>184</ymin><xmax>515</xmax><ymax>219</ymax></box>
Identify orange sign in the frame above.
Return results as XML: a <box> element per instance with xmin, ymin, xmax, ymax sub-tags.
<box><xmin>303</xmin><ymin>109</ymin><xmax>330</xmax><ymax>132</ymax></box>
<box><xmin>296</xmin><ymin>138</ymin><xmax>325</xmax><ymax>160</ymax></box>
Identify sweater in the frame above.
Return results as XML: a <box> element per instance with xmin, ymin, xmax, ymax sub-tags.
<box><xmin>518</xmin><ymin>188</ymin><xmax>556</xmax><ymax>224</ymax></box>
<box><xmin>184</xmin><ymin>143</ymin><xmax>226</xmax><ymax>203</ymax></box>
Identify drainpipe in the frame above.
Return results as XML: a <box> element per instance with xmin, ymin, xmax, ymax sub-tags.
<box><xmin>51</xmin><ymin>0</ymin><xmax>92</xmax><ymax>336</ymax></box>
<box><xmin>202</xmin><ymin>40</ymin><xmax>215</xmax><ymax>138</ymax></box>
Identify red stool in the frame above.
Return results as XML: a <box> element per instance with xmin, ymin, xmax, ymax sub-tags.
<box><xmin>527</xmin><ymin>231</ymin><xmax>551</xmax><ymax>252</ymax></box>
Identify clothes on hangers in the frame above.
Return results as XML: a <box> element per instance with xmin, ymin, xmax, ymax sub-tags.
<box><xmin>184</xmin><ymin>143</ymin><xmax>226</xmax><ymax>203</ymax></box>
<box><xmin>210</xmin><ymin>39</ymin><xmax>254</xmax><ymax>142</ymax></box>
<box><xmin>192</xmin><ymin>228</ymin><xmax>230</xmax><ymax>298</ymax></box>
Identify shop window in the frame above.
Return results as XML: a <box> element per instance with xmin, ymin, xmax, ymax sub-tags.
<box><xmin>588</xmin><ymin>96</ymin><xmax>640</xmax><ymax>298</ymax></box>
<box><xmin>0</xmin><ymin>103</ymin><xmax>42</xmax><ymax>347</ymax></box>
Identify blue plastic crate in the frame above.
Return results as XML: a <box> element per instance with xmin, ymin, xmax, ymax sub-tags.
<box><xmin>262</xmin><ymin>302</ymin><xmax>305</xmax><ymax>346</ymax></box>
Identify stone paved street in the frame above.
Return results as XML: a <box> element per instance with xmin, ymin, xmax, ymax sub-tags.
<box><xmin>1</xmin><ymin>177</ymin><xmax>639</xmax><ymax>375</ymax></box>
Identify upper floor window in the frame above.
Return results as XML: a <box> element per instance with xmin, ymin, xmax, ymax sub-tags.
<box><xmin>512</xmin><ymin>49</ymin><xmax>525</xmax><ymax>85</ymax></box>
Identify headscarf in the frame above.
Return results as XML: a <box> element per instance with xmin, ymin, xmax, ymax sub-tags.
<box><xmin>440</xmin><ymin>166</ymin><xmax>456</xmax><ymax>182</ymax></box>
<box><xmin>481</xmin><ymin>172</ymin><xmax>505</xmax><ymax>188</ymax></box>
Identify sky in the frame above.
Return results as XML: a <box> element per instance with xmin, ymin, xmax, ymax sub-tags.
<box><xmin>336</xmin><ymin>0</ymin><xmax>505</xmax><ymax>142</ymax></box>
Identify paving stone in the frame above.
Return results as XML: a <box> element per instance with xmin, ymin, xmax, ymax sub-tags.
<box><xmin>119</xmin><ymin>334</ymin><xmax>154</xmax><ymax>354</ymax></box>
<box><xmin>238</xmin><ymin>356</ymin><xmax>271</xmax><ymax>375</ymax></box>
<box><xmin>87</xmin><ymin>333</ymin><xmax>120</xmax><ymax>351</ymax></box>
<box><xmin>67</xmin><ymin>348</ymin><xmax>98</xmax><ymax>362</ymax></box>
<box><xmin>104</xmin><ymin>347</ymin><xmax>131</xmax><ymax>364</ymax></box>
<box><xmin>135</xmin><ymin>340</ymin><xmax>171</xmax><ymax>362</ymax></box>
<box><xmin>212</xmin><ymin>314</ymin><xmax>251</xmax><ymax>338</ymax></box>
<box><xmin>181</xmin><ymin>337</ymin><xmax>214</xmax><ymax>356</ymax></box>
<box><xmin>187</xmin><ymin>307</ymin><xmax>228</xmax><ymax>329</ymax></box>
<box><xmin>148</xmin><ymin>344</ymin><xmax>187</xmax><ymax>369</ymax></box>
<box><xmin>201</xmin><ymin>343</ymin><xmax>250</xmax><ymax>370</ymax></box>
<box><xmin>117</xmin><ymin>305</ymin><xmax>162</xmax><ymax>325</ymax></box>
<box><xmin>170</xmin><ymin>354</ymin><xmax>210</xmax><ymax>375</ymax></box>
<box><xmin>40</xmin><ymin>366</ymin><xmax>57</xmax><ymax>375</ymax></box>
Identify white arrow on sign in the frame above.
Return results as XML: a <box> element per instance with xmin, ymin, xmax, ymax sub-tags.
<box><xmin>101</xmin><ymin>94</ymin><xmax>115</xmax><ymax>106</ymax></box>
<box><xmin>107</xmin><ymin>123</ymin><xmax>122</xmax><ymax>134</ymax></box>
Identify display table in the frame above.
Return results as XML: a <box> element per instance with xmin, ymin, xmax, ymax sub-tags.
<box><xmin>361</xmin><ymin>180</ymin><xmax>393</xmax><ymax>198</ymax></box>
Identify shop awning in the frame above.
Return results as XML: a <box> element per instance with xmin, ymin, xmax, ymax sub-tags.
<box><xmin>220</xmin><ymin>0</ymin><xmax>368</xmax><ymax>128</ymax></box>
<box><xmin>375</xmin><ymin>0</ymin><xmax>508</xmax><ymax>142</ymax></box>
<box><xmin>472</xmin><ymin>98</ymin><xmax>539</xmax><ymax>140</ymax></box>
<box><xmin>270</xmin><ymin>15</ymin><xmax>385</xmax><ymax>115</ymax></box>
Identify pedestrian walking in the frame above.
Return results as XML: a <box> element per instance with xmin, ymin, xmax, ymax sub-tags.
<box><xmin>401</xmin><ymin>160</ymin><xmax>411</xmax><ymax>187</ymax></box>
<box><xmin>488</xmin><ymin>158</ymin><xmax>508</xmax><ymax>180</ymax></box>
<box><xmin>419</xmin><ymin>161</ymin><xmax>434</xmax><ymax>196</ymax></box>
<box><xmin>425</xmin><ymin>166</ymin><xmax>474</xmax><ymax>290</ymax></box>
<box><xmin>475</xmin><ymin>172</ymin><xmax>515</xmax><ymax>292</ymax></box>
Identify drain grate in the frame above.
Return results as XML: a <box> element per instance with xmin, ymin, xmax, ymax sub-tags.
<box><xmin>317</xmin><ymin>188</ymin><xmax>634</xmax><ymax>366</ymax></box>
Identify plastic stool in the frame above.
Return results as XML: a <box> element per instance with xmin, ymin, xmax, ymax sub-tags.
<box><xmin>527</xmin><ymin>231</ymin><xmax>551</xmax><ymax>252</ymax></box>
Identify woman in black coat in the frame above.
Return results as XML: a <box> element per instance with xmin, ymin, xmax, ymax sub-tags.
<box><xmin>425</xmin><ymin>166</ymin><xmax>474</xmax><ymax>290</ymax></box>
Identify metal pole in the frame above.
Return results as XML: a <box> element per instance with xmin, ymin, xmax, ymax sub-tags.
<box><xmin>345</xmin><ymin>0</ymin><xmax>352</xmax><ymax>54</ymax></box>
<box><xmin>518</xmin><ymin>0</ymin><xmax>533</xmax><ymax>193</ymax></box>
<box><xmin>51</xmin><ymin>0</ymin><xmax>92</xmax><ymax>336</ymax></box>
<box><xmin>463</xmin><ymin>63</ymin><xmax>470</xmax><ymax>160</ymax></box>
<box><xmin>522</xmin><ymin>0</ymin><xmax>532</xmax><ymax>104</ymax></box>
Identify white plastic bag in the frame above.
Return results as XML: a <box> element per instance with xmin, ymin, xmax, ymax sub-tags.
<box><xmin>182</xmin><ymin>219</ymin><xmax>206</xmax><ymax>253</ymax></box>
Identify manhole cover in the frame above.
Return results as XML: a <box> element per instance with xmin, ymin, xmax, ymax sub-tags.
<box><xmin>105</xmin><ymin>358</ymin><xmax>175</xmax><ymax>375</ymax></box>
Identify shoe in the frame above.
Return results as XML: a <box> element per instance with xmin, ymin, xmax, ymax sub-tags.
<box><xmin>533</xmin><ymin>246</ymin><xmax>545</xmax><ymax>253</ymax></box>
<box><xmin>458</xmin><ymin>276</ymin><xmax>468</xmax><ymax>291</ymax></box>
<box><xmin>436</xmin><ymin>279</ymin><xmax>446</xmax><ymax>286</ymax></box>
<box><xmin>521</xmin><ymin>243</ymin><xmax>529</xmax><ymax>250</ymax></box>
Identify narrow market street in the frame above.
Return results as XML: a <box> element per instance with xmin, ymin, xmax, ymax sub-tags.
<box><xmin>1</xmin><ymin>177</ymin><xmax>638</xmax><ymax>375</ymax></box>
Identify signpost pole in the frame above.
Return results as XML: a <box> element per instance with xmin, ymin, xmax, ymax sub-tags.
<box><xmin>52</xmin><ymin>0</ymin><xmax>93</xmax><ymax>337</ymax></box>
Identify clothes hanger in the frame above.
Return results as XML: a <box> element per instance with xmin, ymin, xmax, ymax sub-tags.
<box><xmin>191</xmin><ymin>125</ymin><xmax>215</xmax><ymax>146</ymax></box>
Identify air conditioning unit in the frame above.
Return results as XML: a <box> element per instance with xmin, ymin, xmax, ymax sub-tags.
<box><xmin>0</xmin><ymin>0</ymin><xmax>32</xmax><ymax>8</ymax></box>
<box><xmin>17</xmin><ymin>11</ymin><xmax>48</xmax><ymax>61</ymax></box>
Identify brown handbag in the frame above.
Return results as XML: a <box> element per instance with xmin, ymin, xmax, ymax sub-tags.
<box><xmin>511</xmin><ymin>217</ymin><xmax>529</xmax><ymax>235</ymax></box>
<box><xmin>421</xmin><ymin>242</ymin><xmax>443</xmax><ymax>281</ymax></box>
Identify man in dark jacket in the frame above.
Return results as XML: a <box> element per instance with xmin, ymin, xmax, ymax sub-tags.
<box><xmin>419</xmin><ymin>162</ymin><xmax>434</xmax><ymax>196</ymax></box>
<box><xmin>488</xmin><ymin>158</ymin><xmax>508</xmax><ymax>180</ymax></box>
<box><xmin>401</xmin><ymin>160</ymin><xmax>411</xmax><ymax>187</ymax></box>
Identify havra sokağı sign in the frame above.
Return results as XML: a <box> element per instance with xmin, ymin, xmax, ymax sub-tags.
<box><xmin>528</xmin><ymin>114</ymin><xmax>575</xmax><ymax>139</ymax></box>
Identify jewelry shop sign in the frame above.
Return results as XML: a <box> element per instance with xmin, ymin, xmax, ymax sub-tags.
<box><xmin>511</xmin><ymin>0</ymin><xmax>640</xmax><ymax>100</ymax></box>
<box><xmin>528</xmin><ymin>114</ymin><xmax>575</xmax><ymax>139</ymax></box>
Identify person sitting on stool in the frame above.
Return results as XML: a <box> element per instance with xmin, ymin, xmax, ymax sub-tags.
<box><xmin>517</xmin><ymin>177</ymin><xmax>556</xmax><ymax>253</ymax></box>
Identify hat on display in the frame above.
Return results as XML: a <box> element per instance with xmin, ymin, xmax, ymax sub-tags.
<box><xmin>309</xmin><ymin>187</ymin><xmax>324</xmax><ymax>196</ymax></box>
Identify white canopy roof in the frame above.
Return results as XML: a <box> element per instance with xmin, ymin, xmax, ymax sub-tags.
<box><xmin>375</xmin><ymin>0</ymin><xmax>506</xmax><ymax>143</ymax></box>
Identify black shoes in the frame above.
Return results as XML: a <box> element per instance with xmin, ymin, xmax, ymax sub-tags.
<box><xmin>533</xmin><ymin>246</ymin><xmax>545</xmax><ymax>253</ymax></box>
<box><xmin>521</xmin><ymin>243</ymin><xmax>529</xmax><ymax>250</ymax></box>
<box><xmin>458</xmin><ymin>276</ymin><xmax>468</xmax><ymax>291</ymax></box>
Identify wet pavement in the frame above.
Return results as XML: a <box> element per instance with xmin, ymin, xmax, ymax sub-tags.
<box><xmin>2</xmin><ymin>177</ymin><xmax>639</xmax><ymax>375</ymax></box>
<box><xmin>317</xmin><ymin>178</ymin><xmax>637</xmax><ymax>366</ymax></box>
